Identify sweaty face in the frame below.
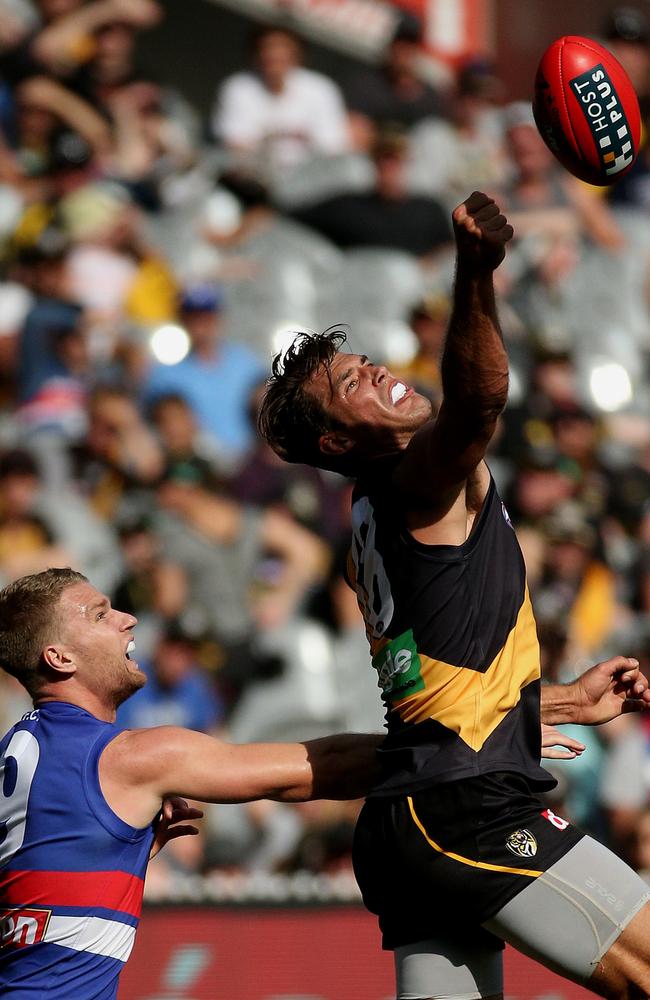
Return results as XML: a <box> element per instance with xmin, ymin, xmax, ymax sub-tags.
<box><xmin>55</xmin><ymin>582</ymin><xmax>145</xmax><ymax>706</ymax></box>
<box><xmin>308</xmin><ymin>352</ymin><xmax>432</xmax><ymax>462</ymax></box>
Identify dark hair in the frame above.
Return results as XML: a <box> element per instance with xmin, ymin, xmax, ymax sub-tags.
<box><xmin>0</xmin><ymin>567</ymin><xmax>87</xmax><ymax>696</ymax></box>
<box><xmin>148</xmin><ymin>392</ymin><xmax>193</xmax><ymax>420</ymax></box>
<box><xmin>258</xmin><ymin>329</ymin><xmax>349</xmax><ymax>472</ymax></box>
<box><xmin>391</xmin><ymin>10</ymin><xmax>422</xmax><ymax>44</ymax></box>
<box><xmin>250</xmin><ymin>23</ymin><xmax>303</xmax><ymax>56</ymax></box>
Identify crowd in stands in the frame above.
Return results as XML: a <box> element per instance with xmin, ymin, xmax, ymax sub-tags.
<box><xmin>1</xmin><ymin>0</ymin><xmax>650</xmax><ymax>897</ymax></box>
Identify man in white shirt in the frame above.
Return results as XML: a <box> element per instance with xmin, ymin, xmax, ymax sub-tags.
<box><xmin>212</xmin><ymin>25</ymin><xmax>350</xmax><ymax>173</ymax></box>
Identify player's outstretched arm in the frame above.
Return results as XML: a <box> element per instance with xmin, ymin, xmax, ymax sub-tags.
<box><xmin>100</xmin><ymin>728</ymin><xmax>382</xmax><ymax>829</ymax></box>
<box><xmin>541</xmin><ymin>656</ymin><xmax>650</xmax><ymax>727</ymax></box>
<box><xmin>393</xmin><ymin>192</ymin><xmax>514</xmax><ymax>512</ymax></box>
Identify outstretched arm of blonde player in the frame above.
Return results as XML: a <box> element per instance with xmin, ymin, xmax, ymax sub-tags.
<box><xmin>100</xmin><ymin>727</ymin><xmax>382</xmax><ymax>829</ymax></box>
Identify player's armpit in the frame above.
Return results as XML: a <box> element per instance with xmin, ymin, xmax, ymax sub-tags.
<box><xmin>99</xmin><ymin>727</ymin><xmax>382</xmax><ymax>828</ymax></box>
<box><xmin>392</xmin><ymin>414</ymin><xmax>494</xmax><ymax>521</ymax></box>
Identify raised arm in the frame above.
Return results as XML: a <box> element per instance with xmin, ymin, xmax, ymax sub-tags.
<box><xmin>32</xmin><ymin>0</ymin><xmax>160</xmax><ymax>75</ymax></box>
<box><xmin>393</xmin><ymin>192</ymin><xmax>513</xmax><ymax>518</ymax></box>
<box><xmin>99</xmin><ymin>727</ymin><xmax>382</xmax><ymax>829</ymax></box>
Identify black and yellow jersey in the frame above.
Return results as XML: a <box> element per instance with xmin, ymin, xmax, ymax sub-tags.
<box><xmin>348</xmin><ymin>470</ymin><xmax>555</xmax><ymax>796</ymax></box>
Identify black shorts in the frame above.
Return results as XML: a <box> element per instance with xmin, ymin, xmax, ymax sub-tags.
<box><xmin>352</xmin><ymin>771</ymin><xmax>584</xmax><ymax>950</ymax></box>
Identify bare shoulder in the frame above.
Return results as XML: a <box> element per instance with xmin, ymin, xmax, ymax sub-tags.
<box><xmin>100</xmin><ymin>726</ymin><xmax>192</xmax><ymax>785</ymax></box>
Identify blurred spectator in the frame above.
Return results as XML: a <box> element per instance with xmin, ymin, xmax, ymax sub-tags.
<box><xmin>602</xmin><ymin>5</ymin><xmax>650</xmax><ymax>113</ymax></box>
<box><xmin>112</xmin><ymin>515</ymin><xmax>187</xmax><ymax>660</ymax></box>
<box><xmin>57</xmin><ymin>181</ymin><xmax>178</xmax><ymax>347</ymax></box>
<box><xmin>0</xmin><ymin>279</ymin><xmax>32</xmax><ymax>404</ymax></box>
<box><xmin>609</xmin><ymin>97</ymin><xmax>650</xmax><ymax>211</ymax></box>
<box><xmin>498</xmin><ymin>101</ymin><xmax>624</xmax><ymax>272</ymax></box>
<box><xmin>203</xmin><ymin>797</ymin><xmax>304</xmax><ymax>874</ymax></box>
<box><xmin>153</xmin><ymin>461</ymin><xmax>329</xmax><ymax>647</ymax></box>
<box><xmin>194</xmin><ymin>172</ymin><xmax>344</xmax><ymax>356</ymax></box>
<box><xmin>10</xmin><ymin>229</ymin><xmax>82</xmax><ymax>404</ymax></box>
<box><xmin>0</xmin><ymin>0</ymin><xmax>160</xmax><ymax>84</ymax></box>
<box><xmin>507</xmin><ymin>448</ymin><xmax>578</xmax><ymax>523</ymax></box>
<box><xmin>292</xmin><ymin>129</ymin><xmax>451</xmax><ymax>257</ymax></box>
<box><xmin>0</xmin><ymin>446</ymin><xmax>122</xmax><ymax>591</ymax></box>
<box><xmin>344</xmin><ymin>11</ymin><xmax>444</xmax><ymax>148</ymax></box>
<box><xmin>71</xmin><ymin>384</ymin><xmax>163</xmax><ymax>525</ymax></box>
<box><xmin>0</xmin><ymin>447</ymin><xmax>71</xmax><ymax>581</ymax></box>
<box><xmin>70</xmin><ymin>12</ymin><xmax>200</xmax><ymax>207</ymax></box>
<box><xmin>600</xmin><ymin>712</ymin><xmax>650</xmax><ymax>863</ymax></box>
<box><xmin>408</xmin><ymin>56</ymin><xmax>507</xmax><ymax>200</ymax></box>
<box><xmin>117</xmin><ymin>620</ymin><xmax>224</xmax><ymax>732</ymax></box>
<box><xmin>281</xmin><ymin>799</ymin><xmax>361</xmax><ymax>874</ymax></box>
<box><xmin>211</xmin><ymin>25</ymin><xmax>350</xmax><ymax>176</ymax></box>
<box><xmin>388</xmin><ymin>292</ymin><xmax>449</xmax><ymax>403</ymax></box>
<box><xmin>231</xmin><ymin>383</ymin><xmax>350</xmax><ymax>547</ymax></box>
<box><xmin>17</xmin><ymin>314</ymin><xmax>90</xmax><ymax>440</ymax></box>
<box><xmin>500</xmin><ymin>349</ymin><xmax>582</xmax><ymax>463</ymax></box>
<box><xmin>0</xmin><ymin>74</ymin><xmax>112</xmax><ymax>199</ymax></box>
<box><xmin>150</xmin><ymin>392</ymin><xmax>227</xmax><ymax>487</ymax></box>
<box><xmin>536</xmin><ymin>500</ymin><xmax>622</xmax><ymax>659</ymax></box>
<box><xmin>144</xmin><ymin>282</ymin><xmax>265</xmax><ymax>463</ymax></box>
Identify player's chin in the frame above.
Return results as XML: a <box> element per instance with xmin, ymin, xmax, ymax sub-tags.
<box><xmin>405</xmin><ymin>392</ymin><xmax>433</xmax><ymax>425</ymax></box>
<box><xmin>117</xmin><ymin>669</ymin><xmax>147</xmax><ymax>704</ymax></box>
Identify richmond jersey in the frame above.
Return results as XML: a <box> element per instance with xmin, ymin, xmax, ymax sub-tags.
<box><xmin>0</xmin><ymin>702</ymin><xmax>154</xmax><ymax>998</ymax></box>
<box><xmin>348</xmin><ymin>472</ymin><xmax>555</xmax><ymax>796</ymax></box>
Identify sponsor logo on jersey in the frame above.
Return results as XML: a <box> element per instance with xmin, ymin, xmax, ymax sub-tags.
<box><xmin>570</xmin><ymin>65</ymin><xmax>635</xmax><ymax>178</ymax></box>
<box><xmin>505</xmin><ymin>829</ymin><xmax>538</xmax><ymax>858</ymax></box>
<box><xmin>542</xmin><ymin>807</ymin><xmax>569</xmax><ymax>830</ymax></box>
<box><xmin>0</xmin><ymin>907</ymin><xmax>51</xmax><ymax>950</ymax></box>
<box><xmin>372</xmin><ymin>628</ymin><xmax>424</xmax><ymax>702</ymax></box>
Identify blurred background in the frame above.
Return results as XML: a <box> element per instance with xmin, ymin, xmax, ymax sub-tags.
<box><xmin>2</xmin><ymin>0</ymin><xmax>650</xmax><ymax>996</ymax></box>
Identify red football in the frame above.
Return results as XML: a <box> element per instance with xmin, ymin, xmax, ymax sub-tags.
<box><xmin>533</xmin><ymin>35</ymin><xmax>641</xmax><ymax>186</ymax></box>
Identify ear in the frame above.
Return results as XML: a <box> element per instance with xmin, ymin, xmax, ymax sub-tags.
<box><xmin>319</xmin><ymin>431</ymin><xmax>354</xmax><ymax>457</ymax></box>
<box><xmin>42</xmin><ymin>645</ymin><xmax>77</xmax><ymax>679</ymax></box>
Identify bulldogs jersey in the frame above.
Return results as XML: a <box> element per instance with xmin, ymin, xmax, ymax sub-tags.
<box><xmin>0</xmin><ymin>702</ymin><xmax>154</xmax><ymax>998</ymax></box>
<box><xmin>348</xmin><ymin>472</ymin><xmax>555</xmax><ymax>796</ymax></box>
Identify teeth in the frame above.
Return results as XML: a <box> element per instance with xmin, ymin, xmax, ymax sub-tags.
<box><xmin>391</xmin><ymin>382</ymin><xmax>407</xmax><ymax>404</ymax></box>
<box><xmin>126</xmin><ymin>639</ymin><xmax>136</xmax><ymax>654</ymax></box>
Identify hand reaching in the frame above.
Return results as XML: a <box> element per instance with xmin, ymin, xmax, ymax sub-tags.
<box><xmin>570</xmin><ymin>656</ymin><xmax>650</xmax><ymax>726</ymax></box>
<box><xmin>150</xmin><ymin>796</ymin><xmax>203</xmax><ymax>860</ymax></box>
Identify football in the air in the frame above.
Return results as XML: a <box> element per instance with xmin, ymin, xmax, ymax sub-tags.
<box><xmin>532</xmin><ymin>34</ymin><xmax>641</xmax><ymax>186</ymax></box>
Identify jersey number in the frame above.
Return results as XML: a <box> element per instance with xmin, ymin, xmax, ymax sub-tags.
<box><xmin>0</xmin><ymin>732</ymin><xmax>40</xmax><ymax>868</ymax></box>
<box><xmin>351</xmin><ymin>496</ymin><xmax>395</xmax><ymax>641</ymax></box>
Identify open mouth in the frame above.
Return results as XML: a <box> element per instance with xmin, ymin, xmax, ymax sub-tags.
<box><xmin>125</xmin><ymin>638</ymin><xmax>138</xmax><ymax>667</ymax></box>
<box><xmin>390</xmin><ymin>381</ymin><xmax>408</xmax><ymax>405</ymax></box>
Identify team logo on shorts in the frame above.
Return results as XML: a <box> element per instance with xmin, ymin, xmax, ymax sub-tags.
<box><xmin>505</xmin><ymin>829</ymin><xmax>538</xmax><ymax>858</ymax></box>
